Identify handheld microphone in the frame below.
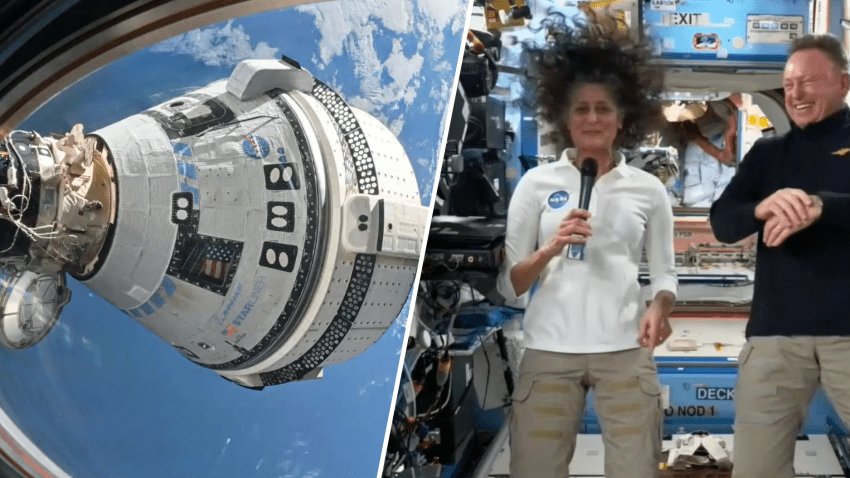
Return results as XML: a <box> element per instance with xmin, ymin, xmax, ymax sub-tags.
<box><xmin>566</xmin><ymin>158</ymin><xmax>598</xmax><ymax>261</ymax></box>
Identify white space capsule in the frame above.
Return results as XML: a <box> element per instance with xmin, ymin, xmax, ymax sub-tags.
<box><xmin>0</xmin><ymin>58</ymin><xmax>428</xmax><ymax>389</ymax></box>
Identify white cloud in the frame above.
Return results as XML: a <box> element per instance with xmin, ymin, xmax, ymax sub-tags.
<box><xmin>428</xmin><ymin>39</ymin><xmax>446</xmax><ymax>64</ymax></box>
<box><xmin>386</xmin><ymin>39</ymin><xmax>421</xmax><ymax>87</ymax></box>
<box><xmin>359</xmin><ymin>380</ymin><xmax>378</xmax><ymax>395</ymax></box>
<box><xmin>417</xmin><ymin>0</ymin><xmax>465</xmax><ymax>31</ymax></box>
<box><xmin>430</xmin><ymin>78</ymin><xmax>451</xmax><ymax>103</ymax></box>
<box><xmin>298</xmin><ymin>0</ymin><xmax>414</xmax><ymax>62</ymax></box>
<box><xmin>297</xmin><ymin>0</ymin><xmax>464</xmax><ymax>127</ymax></box>
<box><xmin>310</xmin><ymin>53</ymin><xmax>324</xmax><ymax>70</ymax></box>
<box><xmin>359</xmin><ymin>376</ymin><xmax>393</xmax><ymax>395</ymax></box>
<box><xmin>413</xmin><ymin>0</ymin><xmax>470</xmax><ymax>61</ymax></box>
<box><xmin>274</xmin><ymin>438</ymin><xmax>320</xmax><ymax>478</ymax></box>
<box><xmin>437</xmin><ymin>114</ymin><xmax>449</xmax><ymax>148</ymax></box>
<box><xmin>419</xmin><ymin>174</ymin><xmax>434</xmax><ymax>204</ymax></box>
<box><xmin>402</xmin><ymin>83</ymin><xmax>419</xmax><ymax>106</ymax></box>
<box><xmin>389</xmin><ymin>117</ymin><xmax>405</xmax><ymax>136</ymax></box>
<box><xmin>297</xmin><ymin>0</ymin><xmax>412</xmax><ymax>65</ymax></box>
<box><xmin>348</xmin><ymin>96</ymin><xmax>375</xmax><ymax>112</ymax></box>
<box><xmin>303</xmin><ymin>4</ymin><xmax>351</xmax><ymax>65</ymax></box>
<box><xmin>384</xmin><ymin>40</ymin><xmax>425</xmax><ymax>108</ymax></box>
<box><xmin>451</xmin><ymin>0</ymin><xmax>471</xmax><ymax>34</ymax></box>
<box><xmin>373</xmin><ymin>112</ymin><xmax>392</xmax><ymax>131</ymax></box>
<box><xmin>150</xmin><ymin>20</ymin><xmax>278</xmax><ymax>67</ymax></box>
<box><xmin>347</xmin><ymin>24</ymin><xmax>382</xmax><ymax>94</ymax></box>
<box><xmin>326</xmin><ymin>75</ymin><xmax>346</xmax><ymax>99</ymax></box>
<box><xmin>374</xmin><ymin>0</ymin><xmax>415</xmax><ymax>33</ymax></box>
<box><xmin>390</xmin><ymin>308</ymin><xmax>412</xmax><ymax>340</ymax></box>
<box><xmin>278</xmin><ymin>463</ymin><xmax>320</xmax><ymax>478</ymax></box>
<box><xmin>430</xmin><ymin>77</ymin><xmax>455</xmax><ymax>141</ymax></box>
<box><xmin>433</xmin><ymin>61</ymin><xmax>452</xmax><ymax>72</ymax></box>
<box><xmin>337</xmin><ymin>26</ymin><xmax>424</xmax><ymax>114</ymax></box>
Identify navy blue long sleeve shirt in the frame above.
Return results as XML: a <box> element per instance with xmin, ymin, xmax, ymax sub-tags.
<box><xmin>710</xmin><ymin>107</ymin><xmax>850</xmax><ymax>338</ymax></box>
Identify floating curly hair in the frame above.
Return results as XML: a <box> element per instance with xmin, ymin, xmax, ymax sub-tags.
<box><xmin>522</xmin><ymin>11</ymin><xmax>665</xmax><ymax>151</ymax></box>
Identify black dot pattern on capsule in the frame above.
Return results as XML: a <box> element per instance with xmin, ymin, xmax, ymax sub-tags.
<box><xmin>311</xmin><ymin>80</ymin><xmax>379</xmax><ymax>196</ymax></box>
<box><xmin>259</xmin><ymin>254</ymin><xmax>376</xmax><ymax>386</ymax></box>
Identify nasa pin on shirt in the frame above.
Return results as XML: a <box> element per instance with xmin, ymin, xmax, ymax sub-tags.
<box><xmin>547</xmin><ymin>190</ymin><xmax>571</xmax><ymax>210</ymax></box>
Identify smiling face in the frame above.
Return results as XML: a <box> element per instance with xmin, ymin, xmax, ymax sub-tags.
<box><xmin>566</xmin><ymin>83</ymin><xmax>623</xmax><ymax>152</ymax></box>
<box><xmin>784</xmin><ymin>48</ymin><xmax>850</xmax><ymax>129</ymax></box>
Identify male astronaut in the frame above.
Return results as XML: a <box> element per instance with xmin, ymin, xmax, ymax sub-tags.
<box><xmin>710</xmin><ymin>33</ymin><xmax>850</xmax><ymax>478</ymax></box>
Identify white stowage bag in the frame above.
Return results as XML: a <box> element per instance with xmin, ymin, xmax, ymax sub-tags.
<box><xmin>665</xmin><ymin>432</ymin><xmax>732</xmax><ymax>469</ymax></box>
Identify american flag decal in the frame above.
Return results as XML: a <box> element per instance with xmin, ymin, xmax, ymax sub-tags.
<box><xmin>224</xmin><ymin>325</ymin><xmax>238</xmax><ymax>337</ymax></box>
<box><xmin>203</xmin><ymin>259</ymin><xmax>227</xmax><ymax>279</ymax></box>
<box><xmin>169</xmin><ymin>233</ymin><xmax>244</xmax><ymax>296</ymax></box>
<box><xmin>196</xmin><ymin>244</ymin><xmax>235</xmax><ymax>280</ymax></box>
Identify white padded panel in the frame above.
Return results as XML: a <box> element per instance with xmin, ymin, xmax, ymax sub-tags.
<box><xmin>144</xmin><ymin>205</ymin><xmax>178</xmax><ymax>253</ymax></box>
<box><xmin>149</xmin><ymin>176</ymin><xmax>178</xmax><ymax>207</ymax></box>
<box><xmin>118</xmin><ymin>176</ymin><xmax>147</xmax><ymax>209</ymax></box>
<box><xmin>118</xmin><ymin>210</ymin><xmax>146</xmax><ymax>247</ymax></box>
<box><xmin>84</xmin><ymin>116</ymin><xmax>179</xmax><ymax>310</ymax></box>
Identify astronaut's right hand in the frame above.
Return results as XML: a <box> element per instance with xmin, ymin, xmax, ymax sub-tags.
<box><xmin>541</xmin><ymin>208</ymin><xmax>593</xmax><ymax>258</ymax></box>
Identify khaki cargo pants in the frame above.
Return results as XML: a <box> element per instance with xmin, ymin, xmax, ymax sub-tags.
<box><xmin>733</xmin><ymin>336</ymin><xmax>850</xmax><ymax>478</ymax></box>
<box><xmin>510</xmin><ymin>347</ymin><xmax>662</xmax><ymax>478</ymax></box>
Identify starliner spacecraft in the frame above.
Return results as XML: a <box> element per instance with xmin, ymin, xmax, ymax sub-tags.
<box><xmin>0</xmin><ymin>57</ymin><xmax>428</xmax><ymax>389</ymax></box>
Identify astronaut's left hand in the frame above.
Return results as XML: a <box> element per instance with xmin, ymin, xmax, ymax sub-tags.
<box><xmin>639</xmin><ymin>291</ymin><xmax>675</xmax><ymax>352</ymax></box>
<box><xmin>762</xmin><ymin>194</ymin><xmax>823</xmax><ymax>247</ymax></box>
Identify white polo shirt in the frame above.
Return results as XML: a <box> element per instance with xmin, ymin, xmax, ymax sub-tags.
<box><xmin>498</xmin><ymin>149</ymin><xmax>678</xmax><ymax>353</ymax></box>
